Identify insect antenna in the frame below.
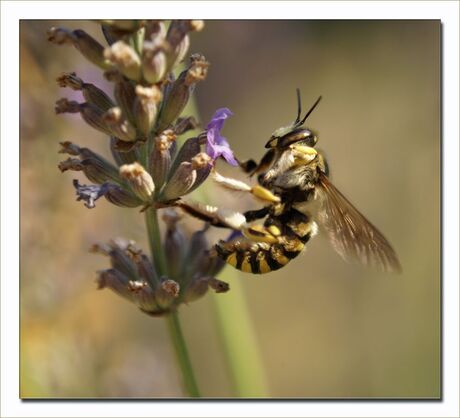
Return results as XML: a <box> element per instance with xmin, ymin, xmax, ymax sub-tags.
<box><xmin>294</xmin><ymin>88</ymin><xmax>302</xmax><ymax>124</ymax></box>
<box><xmin>298</xmin><ymin>95</ymin><xmax>322</xmax><ymax>126</ymax></box>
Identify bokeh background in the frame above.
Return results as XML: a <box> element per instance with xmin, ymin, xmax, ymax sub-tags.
<box><xmin>20</xmin><ymin>20</ymin><xmax>440</xmax><ymax>398</ymax></box>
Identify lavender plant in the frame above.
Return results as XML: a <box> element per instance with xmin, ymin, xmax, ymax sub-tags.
<box><xmin>48</xmin><ymin>20</ymin><xmax>241</xmax><ymax>397</ymax></box>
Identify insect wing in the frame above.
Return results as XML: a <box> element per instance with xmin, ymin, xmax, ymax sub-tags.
<box><xmin>316</xmin><ymin>173</ymin><xmax>401</xmax><ymax>273</ymax></box>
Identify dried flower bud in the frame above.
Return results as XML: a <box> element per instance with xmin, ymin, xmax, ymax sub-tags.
<box><xmin>109</xmin><ymin>137</ymin><xmax>138</xmax><ymax>166</ymax></box>
<box><xmin>155</xmin><ymin>278</ymin><xmax>180</xmax><ymax>308</ymax></box>
<box><xmin>150</xmin><ymin>131</ymin><xmax>174</xmax><ymax>189</ymax></box>
<box><xmin>165</xmin><ymin>20</ymin><xmax>204</xmax><ymax>71</ymax></box>
<box><xmin>173</xmin><ymin>116</ymin><xmax>199</xmax><ymax>136</ymax></box>
<box><xmin>208</xmin><ymin>277</ymin><xmax>230</xmax><ymax>293</ymax></box>
<box><xmin>156</xmin><ymin>55</ymin><xmax>209</xmax><ymax>132</ymax></box>
<box><xmin>97</xmin><ymin>269</ymin><xmax>159</xmax><ymax>313</ymax></box>
<box><xmin>119</xmin><ymin>162</ymin><xmax>155</xmax><ymax>201</ymax></box>
<box><xmin>144</xmin><ymin>20</ymin><xmax>166</xmax><ymax>44</ymax></box>
<box><xmin>100</xmin><ymin>20</ymin><xmax>144</xmax><ymax>32</ymax></box>
<box><xmin>47</xmin><ymin>27</ymin><xmax>76</xmax><ymax>44</ymax></box>
<box><xmin>57</xmin><ymin>72</ymin><xmax>114</xmax><ymax>111</ymax></box>
<box><xmin>183</xmin><ymin>229</ymin><xmax>210</xmax><ymax>278</ymax></box>
<box><xmin>162</xmin><ymin>209</ymin><xmax>187</xmax><ymax>279</ymax></box>
<box><xmin>109</xmin><ymin>247</ymin><xmax>139</xmax><ymax>280</ymax></box>
<box><xmin>55</xmin><ymin>99</ymin><xmax>113</xmax><ymax>136</ymax></box>
<box><xmin>182</xmin><ymin>277</ymin><xmax>209</xmax><ymax>303</ymax></box>
<box><xmin>133</xmin><ymin>85</ymin><xmax>162</xmax><ymax>136</ymax></box>
<box><xmin>142</xmin><ymin>42</ymin><xmax>167</xmax><ymax>84</ymax></box>
<box><xmin>160</xmin><ymin>162</ymin><xmax>196</xmax><ymax>201</ymax></box>
<box><xmin>48</xmin><ymin>28</ymin><xmax>112</xmax><ymax>69</ymax></box>
<box><xmin>59</xmin><ymin>151</ymin><xmax>121</xmax><ymax>185</ymax></box>
<box><xmin>104</xmin><ymin>41</ymin><xmax>142</xmax><ymax>81</ymax></box>
<box><xmin>136</xmin><ymin>253</ymin><xmax>159</xmax><ymax>288</ymax></box>
<box><xmin>105</xmin><ymin>70</ymin><xmax>137</xmax><ymax>127</ymax></box>
<box><xmin>104</xmin><ymin>184</ymin><xmax>143</xmax><ymax>208</ymax></box>
<box><xmin>103</xmin><ymin>107</ymin><xmax>137</xmax><ymax>142</ymax></box>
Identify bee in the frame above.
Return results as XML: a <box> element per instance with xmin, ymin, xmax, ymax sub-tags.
<box><xmin>179</xmin><ymin>90</ymin><xmax>401</xmax><ymax>274</ymax></box>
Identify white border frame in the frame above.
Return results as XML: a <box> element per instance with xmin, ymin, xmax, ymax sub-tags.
<box><xmin>2</xmin><ymin>1</ymin><xmax>458</xmax><ymax>417</ymax></box>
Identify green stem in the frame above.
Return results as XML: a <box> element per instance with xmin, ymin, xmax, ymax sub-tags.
<box><xmin>144</xmin><ymin>206</ymin><xmax>201</xmax><ymax>397</ymax></box>
<box><xmin>166</xmin><ymin>311</ymin><xmax>201</xmax><ymax>397</ymax></box>
<box><xmin>144</xmin><ymin>207</ymin><xmax>167</xmax><ymax>277</ymax></box>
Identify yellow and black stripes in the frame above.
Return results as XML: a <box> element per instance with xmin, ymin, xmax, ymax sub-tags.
<box><xmin>215</xmin><ymin>209</ymin><xmax>315</xmax><ymax>274</ymax></box>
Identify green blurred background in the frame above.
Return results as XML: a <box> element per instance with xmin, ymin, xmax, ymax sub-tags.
<box><xmin>20</xmin><ymin>20</ymin><xmax>440</xmax><ymax>398</ymax></box>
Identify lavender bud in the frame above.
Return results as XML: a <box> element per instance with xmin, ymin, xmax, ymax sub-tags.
<box><xmin>165</xmin><ymin>20</ymin><xmax>204</xmax><ymax>71</ymax></box>
<box><xmin>168</xmin><ymin>136</ymin><xmax>200</xmax><ymax>176</ymax></box>
<box><xmin>142</xmin><ymin>42</ymin><xmax>167</xmax><ymax>84</ymax></box>
<box><xmin>104</xmin><ymin>41</ymin><xmax>142</xmax><ymax>81</ymax></box>
<box><xmin>47</xmin><ymin>27</ymin><xmax>76</xmax><ymax>45</ymax></box>
<box><xmin>110</xmin><ymin>137</ymin><xmax>139</xmax><ymax>166</ymax></box>
<box><xmin>162</xmin><ymin>209</ymin><xmax>187</xmax><ymax>279</ymax></box>
<box><xmin>55</xmin><ymin>98</ymin><xmax>112</xmax><ymax>136</ymax></box>
<box><xmin>136</xmin><ymin>253</ymin><xmax>159</xmax><ymax>288</ymax></box>
<box><xmin>105</xmin><ymin>70</ymin><xmax>137</xmax><ymax>127</ymax></box>
<box><xmin>173</xmin><ymin>116</ymin><xmax>199</xmax><ymax>136</ymax></box>
<box><xmin>156</xmin><ymin>55</ymin><xmax>209</xmax><ymax>132</ymax></box>
<box><xmin>144</xmin><ymin>20</ymin><xmax>166</xmax><ymax>44</ymax></box>
<box><xmin>48</xmin><ymin>28</ymin><xmax>112</xmax><ymax>69</ymax></box>
<box><xmin>109</xmin><ymin>247</ymin><xmax>139</xmax><ymax>280</ymax></box>
<box><xmin>57</xmin><ymin>72</ymin><xmax>114</xmax><ymax>111</ymax></box>
<box><xmin>183</xmin><ymin>277</ymin><xmax>209</xmax><ymax>303</ymax></box>
<box><xmin>104</xmin><ymin>183</ymin><xmax>143</xmax><ymax>208</ymax></box>
<box><xmin>97</xmin><ymin>269</ymin><xmax>131</xmax><ymax>296</ymax></box>
<box><xmin>58</xmin><ymin>141</ymin><xmax>81</xmax><ymax>156</ymax></box>
<box><xmin>73</xmin><ymin>29</ymin><xmax>113</xmax><ymax>69</ymax></box>
<box><xmin>100</xmin><ymin>20</ymin><xmax>144</xmax><ymax>32</ymax></box>
<box><xmin>119</xmin><ymin>162</ymin><xmax>155</xmax><ymax>201</ymax></box>
<box><xmin>150</xmin><ymin>129</ymin><xmax>176</xmax><ymax>188</ymax></box>
<box><xmin>103</xmin><ymin>107</ymin><xmax>137</xmax><ymax>142</ymax></box>
<box><xmin>184</xmin><ymin>229</ymin><xmax>210</xmax><ymax>278</ymax></box>
<box><xmin>208</xmin><ymin>277</ymin><xmax>230</xmax><ymax>293</ymax></box>
<box><xmin>59</xmin><ymin>152</ymin><xmax>121</xmax><ymax>185</ymax></box>
<box><xmin>133</xmin><ymin>85</ymin><xmax>162</xmax><ymax>136</ymax></box>
<box><xmin>160</xmin><ymin>162</ymin><xmax>196</xmax><ymax>201</ymax></box>
<box><xmin>155</xmin><ymin>278</ymin><xmax>180</xmax><ymax>308</ymax></box>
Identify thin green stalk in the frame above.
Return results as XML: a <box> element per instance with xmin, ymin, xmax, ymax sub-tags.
<box><xmin>166</xmin><ymin>311</ymin><xmax>201</xmax><ymax>397</ymax></box>
<box><xmin>144</xmin><ymin>207</ymin><xmax>167</xmax><ymax>277</ymax></box>
<box><xmin>144</xmin><ymin>206</ymin><xmax>201</xmax><ymax>397</ymax></box>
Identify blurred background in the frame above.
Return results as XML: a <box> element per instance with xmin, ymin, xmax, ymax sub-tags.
<box><xmin>20</xmin><ymin>20</ymin><xmax>440</xmax><ymax>398</ymax></box>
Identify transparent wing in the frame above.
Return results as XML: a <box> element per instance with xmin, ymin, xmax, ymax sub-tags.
<box><xmin>316</xmin><ymin>172</ymin><xmax>402</xmax><ymax>273</ymax></box>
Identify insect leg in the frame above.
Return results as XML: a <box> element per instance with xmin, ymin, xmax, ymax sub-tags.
<box><xmin>237</xmin><ymin>148</ymin><xmax>276</xmax><ymax>177</ymax></box>
<box><xmin>211</xmin><ymin>169</ymin><xmax>280</xmax><ymax>204</ymax></box>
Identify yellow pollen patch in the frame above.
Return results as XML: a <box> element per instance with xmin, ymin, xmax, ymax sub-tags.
<box><xmin>290</xmin><ymin>144</ymin><xmax>317</xmax><ymax>164</ymax></box>
<box><xmin>251</xmin><ymin>185</ymin><xmax>281</xmax><ymax>203</ymax></box>
<box><xmin>226</xmin><ymin>253</ymin><xmax>237</xmax><ymax>267</ymax></box>
<box><xmin>267</xmin><ymin>225</ymin><xmax>281</xmax><ymax>236</ymax></box>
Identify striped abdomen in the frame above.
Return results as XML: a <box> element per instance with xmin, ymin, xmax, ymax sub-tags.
<box><xmin>215</xmin><ymin>209</ymin><xmax>317</xmax><ymax>274</ymax></box>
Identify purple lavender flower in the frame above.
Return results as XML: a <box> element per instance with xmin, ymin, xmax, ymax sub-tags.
<box><xmin>205</xmin><ymin>108</ymin><xmax>238</xmax><ymax>166</ymax></box>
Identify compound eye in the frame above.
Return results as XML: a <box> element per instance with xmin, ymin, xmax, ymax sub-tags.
<box><xmin>305</xmin><ymin>133</ymin><xmax>317</xmax><ymax>147</ymax></box>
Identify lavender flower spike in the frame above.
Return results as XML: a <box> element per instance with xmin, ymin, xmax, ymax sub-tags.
<box><xmin>205</xmin><ymin>108</ymin><xmax>238</xmax><ymax>166</ymax></box>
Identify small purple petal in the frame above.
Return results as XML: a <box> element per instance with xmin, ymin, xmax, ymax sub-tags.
<box><xmin>204</xmin><ymin>108</ymin><xmax>237</xmax><ymax>166</ymax></box>
<box><xmin>206</xmin><ymin>108</ymin><xmax>233</xmax><ymax>131</ymax></box>
<box><xmin>73</xmin><ymin>179</ymin><xmax>109</xmax><ymax>208</ymax></box>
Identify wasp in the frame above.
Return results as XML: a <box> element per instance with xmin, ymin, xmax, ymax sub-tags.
<box><xmin>179</xmin><ymin>90</ymin><xmax>401</xmax><ymax>274</ymax></box>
